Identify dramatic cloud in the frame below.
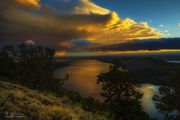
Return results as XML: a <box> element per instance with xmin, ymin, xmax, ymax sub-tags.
<box><xmin>0</xmin><ymin>0</ymin><xmax>160</xmax><ymax>50</ymax></box>
<box><xmin>65</xmin><ymin>0</ymin><xmax>110</xmax><ymax>14</ymax></box>
<box><xmin>42</xmin><ymin>0</ymin><xmax>110</xmax><ymax>15</ymax></box>
<box><xmin>0</xmin><ymin>0</ymin><xmax>41</xmax><ymax>8</ymax></box>
<box><xmin>15</xmin><ymin>0</ymin><xmax>41</xmax><ymax>8</ymax></box>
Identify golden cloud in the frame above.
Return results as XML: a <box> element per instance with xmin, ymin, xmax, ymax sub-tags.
<box><xmin>0</xmin><ymin>0</ymin><xmax>161</xmax><ymax>48</ymax></box>
<box><xmin>73</xmin><ymin>0</ymin><xmax>110</xmax><ymax>14</ymax></box>
<box><xmin>15</xmin><ymin>0</ymin><xmax>41</xmax><ymax>8</ymax></box>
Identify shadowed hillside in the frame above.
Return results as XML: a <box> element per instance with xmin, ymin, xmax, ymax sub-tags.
<box><xmin>98</xmin><ymin>57</ymin><xmax>180</xmax><ymax>85</ymax></box>
<box><xmin>0</xmin><ymin>81</ymin><xmax>109</xmax><ymax>120</ymax></box>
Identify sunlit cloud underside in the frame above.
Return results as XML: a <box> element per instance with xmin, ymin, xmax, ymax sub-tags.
<box><xmin>0</xmin><ymin>0</ymin><xmax>160</xmax><ymax>50</ymax></box>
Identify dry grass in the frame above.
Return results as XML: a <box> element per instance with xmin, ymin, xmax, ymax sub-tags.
<box><xmin>0</xmin><ymin>81</ymin><xmax>108</xmax><ymax>120</ymax></box>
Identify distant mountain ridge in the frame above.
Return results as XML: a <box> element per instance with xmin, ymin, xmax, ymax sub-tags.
<box><xmin>94</xmin><ymin>38</ymin><xmax>180</xmax><ymax>51</ymax></box>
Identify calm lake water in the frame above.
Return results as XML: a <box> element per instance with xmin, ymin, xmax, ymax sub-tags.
<box><xmin>54</xmin><ymin>59</ymin><xmax>164</xmax><ymax>119</ymax></box>
<box><xmin>167</xmin><ymin>60</ymin><xmax>180</xmax><ymax>63</ymax></box>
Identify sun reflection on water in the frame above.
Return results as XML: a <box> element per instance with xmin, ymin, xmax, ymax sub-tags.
<box><xmin>54</xmin><ymin>59</ymin><xmax>164</xmax><ymax>119</ymax></box>
<box><xmin>54</xmin><ymin>59</ymin><xmax>110</xmax><ymax>100</ymax></box>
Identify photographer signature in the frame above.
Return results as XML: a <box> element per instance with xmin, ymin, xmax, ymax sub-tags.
<box><xmin>5</xmin><ymin>111</ymin><xmax>24</xmax><ymax>118</ymax></box>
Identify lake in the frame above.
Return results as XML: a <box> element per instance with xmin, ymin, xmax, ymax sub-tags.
<box><xmin>167</xmin><ymin>60</ymin><xmax>180</xmax><ymax>63</ymax></box>
<box><xmin>54</xmin><ymin>59</ymin><xmax>164</xmax><ymax>119</ymax></box>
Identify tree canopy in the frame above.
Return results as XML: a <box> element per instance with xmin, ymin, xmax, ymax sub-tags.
<box><xmin>153</xmin><ymin>71</ymin><xmax>180</xmax><ymax>120</ymax></box>
<box><xmin>0</xmin><ymin>44</ymin><xmax>67</xmax><ymax>92</ymax></box>
<box><xmin>97</xmin><ymin>60</ymin><xmax>152</xmax><ymax>120</ymax></box>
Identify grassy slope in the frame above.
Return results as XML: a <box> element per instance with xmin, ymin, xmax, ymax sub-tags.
<box><xmin>0</xmin><ymin>81</ymin><xmax>108</xmax><ymax>120</ymax></box>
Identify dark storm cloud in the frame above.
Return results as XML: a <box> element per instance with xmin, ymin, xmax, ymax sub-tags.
<box><xmin>0</xmin><ymin>0</ymin><xmax>160</xmax><ymax>50</ymax></box>
<box><xmin>92</xmin><ymin>38</ymin><xmax>180</xmax><ymax>51</ymax></box>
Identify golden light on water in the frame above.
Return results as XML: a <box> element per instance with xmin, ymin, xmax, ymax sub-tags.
<box><xmin>139</xmin><ymin>84</ymin><xmax>157</xmax><ymax>111</ymax></box>
<box><xmin>54</xmin><ymin>60</ymin><xmax>110</xmax><ymax>100</ymax></box>
<box><xmin>54</xmin><ymin>59</ymin><xmax>163</xmax><ymax>118</ymax></box>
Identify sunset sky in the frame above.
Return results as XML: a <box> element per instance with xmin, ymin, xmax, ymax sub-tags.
<box><xmin>0</xmin><ymin>0</ymin><xmax>180</xmax><ymax>56</ymax></box>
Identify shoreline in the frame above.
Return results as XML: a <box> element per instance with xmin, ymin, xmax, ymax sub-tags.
<box><xmin>54</xmin><ymin>56</ymin><xmax>180</xmax><ymax>86</ymax></box>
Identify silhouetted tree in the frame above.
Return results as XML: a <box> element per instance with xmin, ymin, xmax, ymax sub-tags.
<box><xmin>153</xmin><ymin>71</ymin><xmax>180</xmax><ymax>120</ymax></box>
<box><xmin>16</xmin><ymin>44</ymin><xmax>67</xmax><ymax>91</ymax></box>
<box><xmin>1</xmin><ymin>45</ymin><xmax>14</xmax><ymax>54</ymax></box>
<box><xmin>97</xmin><ymin>60</ymin><xmax>151</xmax><ymax>120</ymax></box>
<box><xmin>0</xmin><ymin>44</ymin><xmax>68</xmax><ymax>92</ymax></box>
<box><xmin>0</xmin><ymin>46</ymin><xmax>16</xmax><ymax>79</ymax></box>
